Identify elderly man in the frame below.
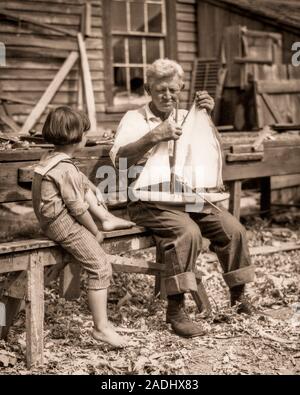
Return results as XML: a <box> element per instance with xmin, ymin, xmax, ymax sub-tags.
<box><xmin>110</xmin><ymin>59</ymin><xmax>255</xmax><ymax>338</ymax></box>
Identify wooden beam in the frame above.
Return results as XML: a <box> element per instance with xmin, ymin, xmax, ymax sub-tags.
<box><xmin>0</xmin><ymin>93</ymin><xmax>55</xmax><ymax>107</ymax></box>
<box><xmin>165</xmin><ymin>0</ymin><xmax>178</xmax><ymax>60</ymax></box>
<box><xmin>0</xmin><ymin>8</ymin><xmax>77</xmax><ymax>37</ymax></box>
<box><xmin>20</xmin><ymin>51</ymin><xmax>79</xmax><ymax>135</ymax></box>
<box><xmin>77</xmin><ymin>33</ymin><xmax>97</xmax><ymax>132</ymax></box>
<box><xmin>256</xmin><ymin>79</ymin><xmax>300</xmax><ymax>94</ymax></box>
<box><xmin>85</xmin><ymin>2</ymin><xmax>92</xmax><ymax>37</ymax></box>
<box><xmin>102</xmin><ymin>0</ymin><xmax>113</xmax><ymax>107</ymax></box>
<box><xmin>261</xmin><ymin>93</ymin><xmax>283</xmax><ymax>123</ymax></box>
<box><xmin>0</xmin><ymin>104</ymin><xmax>20</xmax><ymax>133</ymax></box>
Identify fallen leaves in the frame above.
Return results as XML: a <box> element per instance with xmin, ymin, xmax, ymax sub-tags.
<box><xmin>0</xmin><ymin>350</ymin><xmax>17</xmax><ymax>367</ymax></box>
<box><xmin>0</xmin><ymin>218</ymin><xmax>299</xmax><ymax>375</ymax></box>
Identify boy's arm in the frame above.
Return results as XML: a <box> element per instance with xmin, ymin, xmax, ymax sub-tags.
<box><xmin>58</xmin><ymin>167</ymin><xmax>102</xmax><ymax>239</ymax></box>
<box><xmin>75</xmin><ymin>210</ymin><xmax>101</xmax><ymax>237</ymax></box>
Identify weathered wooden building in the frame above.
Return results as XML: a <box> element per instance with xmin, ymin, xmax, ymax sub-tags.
<box><xmin>198</xmin><ymin>0</ymin><xmax>300</xmax><ymax>64</ymax></box>
<box><xmin>0</xmin><ymin>0</ymin><xmax>199</xmax><ymax>132</ymax></box>
<box><xmin>0</xmin><ymin>0</ymin><xmax>300</xmax><ymax>132</ymax></box>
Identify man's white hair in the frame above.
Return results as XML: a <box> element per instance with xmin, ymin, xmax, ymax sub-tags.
<box><xmin>146</xmin><ymin>58</ymin><xmax>185</xmax><ymax>86</ymax></box>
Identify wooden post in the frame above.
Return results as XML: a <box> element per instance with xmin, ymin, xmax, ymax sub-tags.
<box><xmin>85</xmin><ymin>2</ymin><xmax>92</xmax><ymax>37</ymax></box>
<box><xmin>260</xmin><ymin>176</ymin><xmax>271</xmax><ymax>218</ymax></box>
<box><xmin>26</xmin><ymin>251</ymin><xmax>44</xmax><ymax>368</ymax></box>
<box><xmin>229</xmin><ymin>180</ymin><xmax>242</xmax><ymax>219</ymax></box>
<box><xmin>77</xmin><ymin>33</ymin><xmax>97</xmax><ymax>133</ymax></box>
<box><xmin>20</xmin><ymin>51</ymin><xmax>79</xmax><ymax>134</ymax></box>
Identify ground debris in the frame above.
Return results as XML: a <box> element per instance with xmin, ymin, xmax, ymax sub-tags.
<box><xmin>0</xmin><ymin>215</ymin><xmax>300</xmax><ymax>375</ymax></box>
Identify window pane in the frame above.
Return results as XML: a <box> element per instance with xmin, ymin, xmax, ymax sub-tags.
<box><xmin>113</xmin><ymin>37</ymin><xmax>125</xmax><ymax>63</ymax></box>
<box><xmin>112</xmin><ymin>1</ymin><xmax>127</xmax><ymax>32</ymax></box>
<box><xmin>130</xmin><ymin>68</ymin><xmax>144</xmax><ymax>95</ymax></box>
<box><xmin>114</xmin><ymin>67</ymin><xmax>127</xmax><ymax>93</ymax></box>
<box><xmin>148</xmin><ymin>4</ymin><xmax>162</xmax><ymax>33</ymax></box>
<box><xmin>129</xmin><ymin>38</ymin><xmax>143</xmax><ymax>64</ymax></box>
<box><xmin>130</xmin><ymin>1</ymin><xmax>145</xmax><ymax>32</ymax></box>
<box><xmin>146</xmin><ymin>39</ymin><xmax>160</xmax><ymax>64</ymax></box>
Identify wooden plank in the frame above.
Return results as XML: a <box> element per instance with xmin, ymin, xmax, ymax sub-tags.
<box><xmin>226</xmin><ymin>152</ymin><xmax>264</xmax><ymax>162</ymax></box>
<box><xmin>261</xmin><ymin>93</ymin><xmax>283</xmax><ymax>123</ymax></box>
<box><xmin>77</xmin><ymin>33</ymin><xmax>97</xmax><ymax>132</ymax></box>
<box><xmin>20</xmin><ymin>51</ymin><xmax>79</xmax><ymax>135</ymax></box>
<box><xmin>250</xmin><ymin>243</ymin><xmax>300</xmax><ymax>256</ymax></box>
<box><xmin>256</xmin><ymin>79</ymin><xmax>300</xmax><ymax>94</ymax></box>
<box><xmin>1</xmin><ymin>1</ymin><xmax>85</xmax><ymax>15</ymax></box>
<box><xmin>272</xmin><ymin>123</ymin><xmax>300</xmax><ymax>131</ymax></box>
<box><xmin>272</xmin><ymin>174</ymin><xmax>300</xmax><ymax>189</ymax></box>
<box><xmin>1</xmin><ymin>35</ymin><xmax>79</xmax><ymax>51</ymax></box>
<box><xmin>0</xmin><ymin>79</ymin><xmax>103</xmax><ymax>93</ymax></box>
<box><xmin>102</xmin><ymin>0</ymin><xmax>113</xmax><ymax>106</ymax></box>
<box><xmin>0</xmin><ymin>104</ymin><xmax>20</xmax><ymax>133</ymax></box>
<box><xmin>5</xmin><ymin>46</ymin><xmax>70</xmax><ymax>59</ymax></box>
<box><xmin>0</xmin><ymin>8</ymin><xmax>78</xmax><ymax>37</ymax></box>
<box><xmin>25</xmin><ymin>251</ymin><xmax>44</xmax><ymax>368</ymax></box>
<box><xmin>84</xmin><ymin>2</ymin><xmax>92</xmax><ymax>37</ymax></box>
<box><xmin>0</xmin><ymin>227</ymin><xmax>149</xmax><ymax>255</ymax></box>
<box><xmin>166</xmin><ymin>0</ymin><xmax>178</xmax><ymax>60</ymax></box>
<box><xmin>223</xmin><ymin>144</ymin><xmax>300</xmax><ymax>181</ymax></box>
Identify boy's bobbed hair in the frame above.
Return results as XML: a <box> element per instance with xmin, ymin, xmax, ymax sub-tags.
<box><xmin>42</xmin><ymin>106</ymin><xmax>90</xmax><ymax>145</ymax></box>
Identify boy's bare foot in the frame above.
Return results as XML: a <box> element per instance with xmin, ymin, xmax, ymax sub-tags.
<box><xmin>102</xmin><ymin>214</ymin><xmax>135</xmax><ymax>232</ymax></box>
<box><xmin>92</xmin><ymin>326</ymin><xmax>128</xmax><ymax>348</ymax></box>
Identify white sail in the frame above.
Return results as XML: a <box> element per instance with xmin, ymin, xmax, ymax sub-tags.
<box><xmin>133</xmin><ymin>104</ymin><xmax>223</xmax><ymax>192</ymax></box>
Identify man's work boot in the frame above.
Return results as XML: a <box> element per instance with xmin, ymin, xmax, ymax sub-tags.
<box><xmin>230</xmin><ymin>284</ymin><xmax>257</xmax><ymax>315</ymax></box>
<box><xmin>166</xmin><ymin>294</ymin><xmax>206</xmax><ymax>338</ymax></box>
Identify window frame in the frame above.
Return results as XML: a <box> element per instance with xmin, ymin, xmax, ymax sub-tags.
<box><xmin>103</xmin><ymin>0</ymin><xmax>178</xmax><ymax>112</ymax></box>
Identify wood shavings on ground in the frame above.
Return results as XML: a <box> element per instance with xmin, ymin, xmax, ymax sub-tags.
<box><xmin>0</xmin><ymin>212</ymin><xmax>299</xmax><ymax>375</ymax></box>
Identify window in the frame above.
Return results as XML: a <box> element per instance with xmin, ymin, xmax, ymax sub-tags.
<box><xmin>106</xmin><ymin>0</ymin><xmax>167</xmax><ymax>109</ymax></box>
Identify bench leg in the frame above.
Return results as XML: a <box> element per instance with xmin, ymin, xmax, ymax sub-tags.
<box><xmin>229</xmin><ymin>180</ymin><xmax>242</xmax><ymax>219</ymax></box>
<box><xmin>190</xmin><ymin>273</ymin><xmax>212</xmax><ymax>316</ymax></box>
<box><xmin>0</xmin><ymin>271</ymin><xmax>27</xmax><ymax>340</ymax></box>
<box><xmin>0</xmin><ymin>296</ymin><xmax>22</xmax><ymax>340</ymax></box>
<box><xmin>260</xmin><ymin>176</ymin><xmax>271</xmax><ymax>219</ymax></box>
<box><xmin>154</xmin><ymin>248</ymin><xmax>166</xmax><ymax>300</ymax></box>
<box><xmin>26</xmin><ymin>252</ymin><xmax>44</xmax><ymax>368</ymax></box>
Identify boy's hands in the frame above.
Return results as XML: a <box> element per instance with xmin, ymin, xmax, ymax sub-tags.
<box><xmin>95</xmin><ymin>230</ymin><xmax>104</xmax><ymax>244</ymax></box>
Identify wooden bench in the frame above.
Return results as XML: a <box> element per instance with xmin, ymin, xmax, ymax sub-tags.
<box><xmin>0</xmin><ymin>226</ymin><xmax>211</xmax><ymax>368</ymax></box>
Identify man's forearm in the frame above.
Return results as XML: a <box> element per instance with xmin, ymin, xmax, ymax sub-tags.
<box><xmin>116</xmin><ymin>130</ymin><xmax>158</xmax><ymax>168</ymax></box>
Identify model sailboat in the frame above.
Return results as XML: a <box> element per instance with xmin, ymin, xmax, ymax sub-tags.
<box><xmin>131</xmin><ymin>102</ymin><xmax>229</xmax><ymax>207</ymax></box>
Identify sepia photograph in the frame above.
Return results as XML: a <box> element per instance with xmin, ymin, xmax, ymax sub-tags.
<box><xmin>0</xmin><ymin>0</ymin><xmax>299</xmax><ymax>377</ymax></box>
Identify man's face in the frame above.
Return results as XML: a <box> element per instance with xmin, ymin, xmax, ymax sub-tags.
<box><xmin>148</xmin><ymin>75</ymin><xmax>183</xmax><ymax>114</ymax></box>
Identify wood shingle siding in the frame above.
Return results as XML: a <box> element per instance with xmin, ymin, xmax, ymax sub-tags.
<box><xmin>0</xmin><ymin>0</ymin><xmax>105</xmax><ymax>132</ymax></box>
<box><xmin>0</xmin><ymin>0</ymin><xmax>200</xmax><ymax>130</ymax></box>
<box><xmin>177</xmin><ymin>0</ymin><xmax>198</xmax><ymax>109</ymax></box>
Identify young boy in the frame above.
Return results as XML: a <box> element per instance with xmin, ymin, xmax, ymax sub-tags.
<box><xmin>32</xmin><ymin>106</ymin><xmax>135</xmax><ymax>348</ymax></box>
